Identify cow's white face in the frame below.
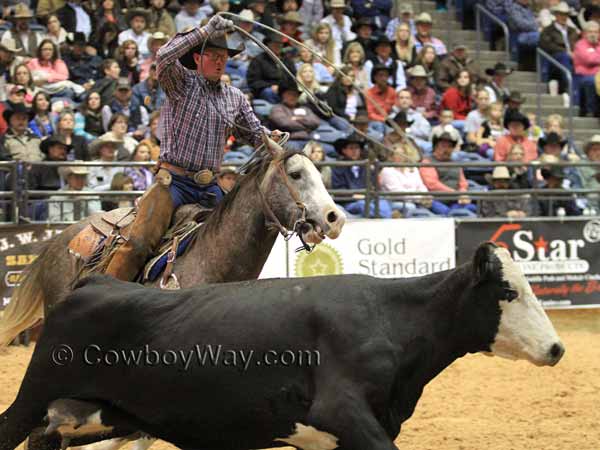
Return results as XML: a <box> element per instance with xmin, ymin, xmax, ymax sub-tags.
<box><xmin>490</xmin><ymin>247</ymin><xmax>565</xmax><ymax>366</ymax></box>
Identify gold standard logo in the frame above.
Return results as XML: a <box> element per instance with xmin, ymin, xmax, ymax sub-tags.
<box><xmin>295</xmin><ymin>243</ymin><xmax>343</xmax><ymax>277</ymax></box>
<box><xmin>583</xmin><ymin>219</ymin><xmax>600</xmax><ymax>243</ymax></box>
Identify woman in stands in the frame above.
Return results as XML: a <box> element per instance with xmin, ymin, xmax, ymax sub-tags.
<box><xmin>94</xmin><ymin>22</ymin><xmax>121</xmax><ymax>59</ymax></box>
<box><xmin>75</xmin><ymin>92</ymin><xmax>104</xmax><ymax>142</ymax></box>
<box><xmin>55</xmin><ymin>110</ymin><xmax>90</xmax><ymax>160</ymax></box>
<box><xmin>44</xmin><ymin>14</ymin><xmax>68</xmax><ymax>48</ymax></box>
<box><xmin>93</xmin><ymin>0</ymin><xmax>127</xmax><ymax>37</ymax></box>
<box><xmin>125</xmin><ymin>141</ymin><xmax>155</xmax><ymax>191</ymax></box>
<box><xmin>296</xmin><ymin>63</ymin><xmax>326</xmax><ymax>104</ymax></box>
<box><xmin>116</xmin><ymin>39</ymin><xmax>141</xmax><ymax>85</ymax></box>
<box><xmin>394</xmin><ymin>23</ymin><xmax>417</xmax><ymax>67</ymax></box>
<box><xmin>415</xmin><ymin>44</ymin><xmax>438</xmax><ymax>89</ymax></box>
<box><xmin>324</xmin><ymin>65</ymin><xmax>365</xmax><ymax>131</ymax></box>
<box><xmin>304</xmin><ymin>141</ymin><xmax>331</xmax><ymax>188</ymax></box>
<box><xmin>476</xmin><ymin>101</ymin><xmax>505</xmax><ymax>159</ymax></box>
<box><xmin>29</xmin><ymin>92</ymin><xmax>54</xmax><ymax>139</ymax></box>
<box><xmin>440</xmin><ymin>69</ymin><xmax>473</xmax><ymax>133</ymax></box>
<box><xmin>342</xmin><ymin>42</ymin><xmax>369</xmax><ymax>89</ymax></box>
<box><xmin>296</xmin><ymin>47</ymin><xmax>334</xmax><ymax>84</ymax></box>
<box><xmin>8</xmin><ymin>64</ymin><xmax>38</xmax><ymax>107</ymax></box>
<box><xmin>305</xmin><ymin>22</ymin><xmax>341</xmax><ymax>68</ymax></box>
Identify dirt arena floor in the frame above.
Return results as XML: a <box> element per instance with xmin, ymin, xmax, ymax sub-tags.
<box><xmin>1</xmin><ymin>309</ymin><xmax>598</xmax><ymax>450</ymax></box>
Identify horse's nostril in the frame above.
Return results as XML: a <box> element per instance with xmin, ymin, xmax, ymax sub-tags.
<box><xmin>549</xmin><ymin>343</ymin><xmax>564</xmax><ymax>360</ymax></box>
<box><xmin>327</xmin><ymin>211</ymin><xmax>338</xmax><ymax>223</ymax></box>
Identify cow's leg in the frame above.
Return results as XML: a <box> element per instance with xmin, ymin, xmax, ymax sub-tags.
<box><xmin>303</xmin><ymin>394</ymin><xmax>398</xmax><ymax>450</ymax></box>
<box><xmin>0</xmin><ymin>404</ymin><xmax>45</xmax><ymax>450</ymax></box>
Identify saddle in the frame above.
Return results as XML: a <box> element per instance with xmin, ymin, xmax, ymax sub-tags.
<box><xmin>68</xmin><ymin>204</ymin><xmax>211</xmax><ymax>286</ymax></box>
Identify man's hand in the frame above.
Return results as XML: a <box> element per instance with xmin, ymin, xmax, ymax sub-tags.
<box><xmin>206</xmin><ymin>14</ymin><xmax>234</xmax><ymax>37</ymax></box>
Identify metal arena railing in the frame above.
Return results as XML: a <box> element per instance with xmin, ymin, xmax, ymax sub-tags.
<box><xmin>0</xmin><ymin>159</ymin><xmax>599</xmax><ymax>223</ymax></box>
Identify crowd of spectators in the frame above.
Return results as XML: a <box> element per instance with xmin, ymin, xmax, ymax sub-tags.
<box><xmin>0</xmin><ymin>0</ymin><xmax>598</xmax><ymax>222</ymax></box>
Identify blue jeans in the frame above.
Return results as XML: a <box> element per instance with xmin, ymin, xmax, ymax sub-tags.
<box><xmin>549</xmin><ymin>52</ymin><xmax>573</xmax><ymax>94</ymax></box>
<box><xmin>259</xmin><ymin>87</ymin><xmax>280</xmax><ymax>104</ymax></box>
<box><xmin>168</xmin><ymin>172</ymin><xmax>224</xmax><ymax>209</ymax></box>
<box><xmin>576</xmin><ymin>74</ymin><xmax>597</xmax><ymax>115</ymax></box>
<box><xmin>329</xmin><ymin>116</ymin><xmax>352</xmax><ymax>132</ymax></box>
<box><xmin>341</xmin><ymin>199</ymin><xmax>393</xmax><ymax>218</ymax></box>
<box><xmin>431</xmin><ymin>201</ymin><xmax>477</xmax><ymax>217</ymax></box>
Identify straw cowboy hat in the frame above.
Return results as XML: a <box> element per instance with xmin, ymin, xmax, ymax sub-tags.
<box><xmin>10</xmin><ymin>3</ymin><xmax>33</xmax><ymax>19</ymax></box>
<box><xmin>89</xmin><ymin>136</ymin><xmax>123</xmax><ymax>158</ymax></box>
<box><xmin>432</xmin><ymin>130</ymin><xmax>459</xmax><ymax>147</ymax></box>
<box><xmin>407</xmin><ymin>65</ymin><xmax>428</xmax><ymax>78</ymax></box>
<box><xmin>147</xmin><ymin>31</ymin><xmax>169</xmax><ymax>49</ymax></box>
<box><xmin>584</xmin><ymin>134</ymin><xmax>600</xmax><ymax>153</ymax></box>
<box><xmin>279</xmin><ymin>11</ymin><xmax>303</xmax><ymax>25</ymax></box>
<box><xmin>415</xmin><ymin>12</ymin><xmax>433</xmax><ymax>24</ymax></box>
<box><xmin>550</xmin><ymin>2</ymin><xmax>570</xmax><ymax>14</ymax></box>
<box><xmin>485</xmin><ymin>166</ymin><xmax>513</xmax><ymax>185</ymax></box>
<box><xmin>58</xmin><ymin>162</ymin><xmax>90</xmax><ymax>180</ymax></box>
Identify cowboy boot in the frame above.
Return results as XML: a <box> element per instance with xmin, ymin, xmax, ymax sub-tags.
<box><xmin>104</xmin><ymin>171</ymin><xmax>174</xmax><ymax>281</ymax></box>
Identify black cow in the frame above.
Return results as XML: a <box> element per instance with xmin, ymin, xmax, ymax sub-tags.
<box><xmin>0</xmin><ymin>242</ymin><xmax>564</xmax><ymax>450</ymax></box>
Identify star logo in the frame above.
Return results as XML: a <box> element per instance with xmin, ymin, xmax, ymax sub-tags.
<box><xmin>295</xmin><ymin>243</ymin><xmax>343</xmax><ymax>277</ymax></box>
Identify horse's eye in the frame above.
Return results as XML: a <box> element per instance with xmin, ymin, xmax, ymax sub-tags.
<box><xmin>289</xmin><ymin>171</ymin><xmax>301</xmax><ymax>180</ymax></box>
<box><xmin>504</xmin><ymin>289</ymin><xmax>518</xmax><ymax>301</ymax></box>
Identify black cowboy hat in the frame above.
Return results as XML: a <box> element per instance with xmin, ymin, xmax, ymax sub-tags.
<box><xmin>392</xmin><ymin>111</ymin><xmax>414</xmax><ymax>126</ymax></box>
<box><xmin>541</xmin><ymin>165</ymin><xmax>566</xmax><ymax>180</ymax></box>
<box><xmin>262</xmin><ymin>33</ymin><xmax>285</xmax><ymax>45</ymax></box>
<box><xmin>507</xmin><ymin>90</ymin><xmax>525</xmax><ymax>104</ymax></box>
<box><xmin>432</xmin><ymin>131</ymin><xmax>458</xmax><ymax>147</ymax></box>
<box><xmin>278</xmin><ymin>78</ymin><xmax>301</xmax><ymax>95</ymax></box>
<box><xmin>40</xmin><ymin>135</ymin><xmax>73</xmax><ymax>154</ymax></box>
<box><xmin>503</xmin><ymin>110</ymin><xmax>530</xmax><ymax>130</ymax></box>
<box><xmin>334</xmin><ymin>132</ymin><xmax>365</xmax><ymax>154</ymax></box>
<box><xmin>351</xmin><ymin>17</ymin><xmax>375</xmax><ymax>33</ymax></box>
<box><xmin>179</xmin><ymin>33</ymin><xmax>245</xmax><ymax>70</ymax></box>
<box><xmin>370</xmin><ymin>64</ymin><xmax>391</xmax><ymax>84</ymax></box>
<box><xmin>66</xmin><ymin>31</ymin><xmax>87</xmax><ymax>46</ymax></box>
<box><xmin>125</xmin><ymin>7</ymin><xmax>150</xmax><ymax>23</ymax></box>
<box><xmin>539</xmin><ymin>132</ymin><xmax>567</xmax><ymax>148</ymax></box>
<box><xmin>371</xmin><ymin>35</ymin><xmax>393</xmax><ymax>51</ymax></box>
<box><xmin>485</xmin><ymin>62</ymin><xmax>514</xmax><ymax>77</ymax></box>
<box><xmin>2</xmin><ymin>103</ymin><xmax>33</xmax><ymax>123</ymax></box>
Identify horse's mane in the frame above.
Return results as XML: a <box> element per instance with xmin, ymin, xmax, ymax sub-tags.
<box><xmin>201</xmin><ymin>148</ymin><xmax>305</xmax><ymax>236</ymax></box>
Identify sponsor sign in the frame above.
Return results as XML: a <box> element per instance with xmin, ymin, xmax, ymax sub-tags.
<box><xmin>456</xmin><ymin>219</ymin><xmax>600</xmax><ymax>308</ymax></box>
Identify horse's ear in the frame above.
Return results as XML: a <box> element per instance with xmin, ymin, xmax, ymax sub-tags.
<box><xmin>473</xmin><ymin>241</ymin><xmax>500</xmax><ymax>283</ymax></box>
<box><xmin>262</xmin><ymin>133</ymin><xmax>284</xmax><ymax>159</ymax></box>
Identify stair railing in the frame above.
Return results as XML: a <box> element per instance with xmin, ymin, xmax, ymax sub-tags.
<box><xmin>475</xmin><ymin>4</ymin><xmax>511</xmax><ymax>63</ymax></box>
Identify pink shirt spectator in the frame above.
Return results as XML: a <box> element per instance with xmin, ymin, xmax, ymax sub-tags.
<box><xmin>419</xmin><ymin>158</ymin><xmax>468</xmax><ymax>192</ymax></box>
<box><xmin>408</xmin><ymin>85</ymin><xmax>438</xmax><ymax>120</ymax></box>
<box><xmin>494</xmin><ymin>135</ymin><xmax>538</xmax><ymax>162</ymax></box>
<box><xmin>26</xmin><ymin>58</ymin><xmax>69</xmax><ymax>83</ymax></box>
<box><xmin>573</xmin><ymin>38</ymin><xmax>600</xmax><ymax>76</ymax></box>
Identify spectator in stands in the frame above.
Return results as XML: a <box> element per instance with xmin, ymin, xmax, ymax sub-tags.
<box><xmin>506</xmin><ymin>143</ymin><xmax>533</xmax><ymax>188</ymax></box>
<box><xmin>85</xmin><ymin>53</ymin><xmax>112</xmax><ymax>105</ymax></box>
<box><xmin>331</xmin><ymin>132</ymin><xmax>393</xmax><ymax>218</ymax></box>
<box><xmin>278</xmin><ymin>11</ymin><xmax>303</xmax><ymax>49</ymax></box>
<box><xmin>119</xmin><ymin>8</ymin><xmax>151</xmax><ymax>57</ymax></box>
<box><xmin>29</xmin><ymin>92</ymin><xmax>53</xmax><ymax>138</ymax></box>
<box><xmin>247</xmin><ymin>34</ymin><xmax>295</xmax><ymax>103</ymax></box>
<box><xmin>0</xmin><ymin>103</ymin><xmax>43</xmax><ymax>161</ymax></box>
<box><xmin>537</xmin><ymin>166</ymin><xmax>581</xmax><ymax>216</ymax></box>
<box><xmin>465</xmin><ymin>89</ymin><xmax>491</xmax><ymax>145</ymax></box>
<box><xmin>101</xmin><ymin>112</ymin><xmax>138</xmax><ymax>156</ymax></box>
<box><xmin>419</xmin><ymin>131</ymin><xmax>476</xmax><ymax>216</ymax></box>
<box><xmin>440</xmin><ymin>69</ymin><xmax>473</xmax><ymax>132</ymax></box>
<box><xmin>580</xmin><ymin>135</ymin><xmax>600</xmax><ymax>211</ymax></box>
<box><xmin>543</xmin><ymin>114</ymin><xmax>570</xmax><ymax>152</ymax></box>
<box><xmin>504</xmin><ymin>90</ymin><xmax>525</xmax><ymax>121</ymax></box>
<box><xmin>365</xmin><ymin>65</ymin><xmax>395</xmax><ymax>133</ymax></box>
<box><xmin>56</xmin><ymin>0</ymin><xmax>92</xmax><ymax>38</ymax></box>
<box><xmin>393</xmin><ymin>23</ymin><xmax>417</xmax><ymax>68</ymax></box>
<box><xmin>344</xmin><ymin>18</ymin><xmax>376</xmax><ymax>62</ymax></box>
<box><xmin>247</xmin><ymin>0</ymin><xmax>273</xmax><ymax>28</ymax></box>
<box><xmin>145</xmin><ymin>111</ymin><xmax>161</xmax><ymax>158</ymax></box>
<box><xmin>382</xmin><ymin>111</ymin><xmax>421</xmax><ymax>156</ymax></box>
<box><xmin>431</xmin><ymin>121</ymin><xmax>463</xmax><ymax>154</ymax></box>
<box><xmin>350</xmin><ymin>0</ymin><xmax>392</xmax><ymax>30</ymax></box>
<box><xmin>55</xmin><ymin>109</ymin><xmax>90</xmax><ymax>160</ymax></box>
<box><xmin>94</xmin><ymin>0</ymin><xmax>127</xmax><ymax>37</ymax></box>
<box><xmin>117</xmin><ymin>40</ymin><xmax>141</xmax><ymax>86</ymax></box>
<box><xmin>538</xmin><ymin>0</ymin><xmax>578</xmax><ymax>28</ymax></box>
<box><xmin>494</xmin><ymin>110</ymin><xmax>538</xmax><ymax>161</ymax></box>
<box><xmin>389</xmin><ymin>88</ymin><xmax>432</xmax><ymax>151</ymax></box>
<box><xmin>268</xmin><ymin>80</ymin><xmax>321</xmax><ymax>151</ymax></box>
<box><xmin>507</xmin><ymin>0</ymin><xmax>540</xmax><ymax>68</ymax></box>
<box><xmin>538</xmin><ymin>131</ymin><xmax>582</xmax><ymax>188</ymax></box>
<box><xmin>148</xmin><ymin>0</ymin><xmax>176</xmax><ymax>36</ymax></box>
<box><xmin>63</xmin><ymin>32</ymin><xmax>102</xmax><ymax>89</ymax></box>
<box><xmin>297</xmin><ymin>46</ymin><xmax>334</xmax><ymax>84</ymax></box>
<box><xmin>94</xmin><ymin>22</ymin><xmax>120</xmax><ymax>59</ymax></box>
<box><xmin>132</xmin><ymin>64</ymin><xmax>165</xmax><ymax>115</ymax></box>
<box><xmin>573</xmin><ymin>21</ymin><xmax>600</xmax><ymax>117</ymax></box>
<box><xmin>1</xmin><ymin>4</ymin><xmax>43</xmax><ymax>58</ymax></box>
<box><xmin>483</xmin><ymin>62</ymin><xmax>512</xmax><ymax>103</ymax></box>
<box><xmin>88</xmin><ymin>136</ymin><xmax>124</xmax><ymax>190</ymax></box>
<box><xmin>323</xmin><ymin>65</ymin><xmax>363</xmax><ymax>131</ymax></box>
<box><xmin>351</xmin><ymin>107</ymin><xmax>384</xmax><ymax>144</ymax></box>
<box><xmin>102</xmin><ymin>77</ymin><xmax>147</xmax><ymax>135</ymax></box>
<box><xmin>406</xmin><ymin>65</ymin><xmax>437</xmax><ymax>121</ymax></box>
<box><xmin>125</xmin><ymin>141</ymin><xmax>154</xmax><ymax>191</ymax></box>
<box><xmin>386</xmin><ymin>3</ymin><xmax>416</xmax><ymax>41</ymax></box>
<box><xmin>342</xmin><ymin>42</ymin><xmax>369</xmax><ymax>89</ymax></box>
<box><xmin>414</xmin><ymin>12</ymin><xmax>447</xmax><ymax>57</ymax></box>
<box><xmin>305</xmin><ymin>22</ymin><xmax>341</xmax><ymax>67</ymax></box>
<box><xmin>0</xmin><ymin>40</ymin><xmax>25</xmax><ymax>102</ymax></box>
<box><xmin>102</xmin><ymin>172</ymin><xmax>135</xmax><ymax>210</ymax></box>
<box><xmin>476</xmin><ymin>101</ymin><xmax>505</xmax><ymax>159</ymax></box>
<box><xmin>526</xmin><ymin>112</ymin><xmax>544</xmax><ymax>142</ymax></box>
<box><xmin>28</xmin><ymin>135</ymin><xmax>70</xmax><ymax>191</ymax></box>
<box><xmin>415</xmin><ymin>44</ymin><xmax>439</xmax><ymax>89</ymax></box>
<box><xmin>175</xmin><ymin>0</ymin><xmax>206</xmax><ymax>32</ymax></box>
<box><xmin>5</xmin><ymin>82</ymin><xmax>34</xmax><ymax>110</ymax></box>
<box><xmin>321</xmin><ymin>0</ymin><xmax>355</xmax><ymax>50</ymax></box>
<box><xmin>364</xmin><ymin>35</ymin><xmax>406</xmax><ymax>90</ymax></box>
<box><xmin>481</xmin><ymin>166</ymin><xmax>531</xmax><ymax>218</ymax></box>
<box><xmin>44</xmin><ymin>14</ymin><xmax>68</xmax><ymax>47</ymax></box>
<box><xmin>49</xmin><ymin>163</ymin><xmax>102</xmax><ymax>221</ymax></box>
<box><xmin>226</xmin><ymin>11</ymin><xmax>263</xmax><ymax>81</ymax></box>
<box><xmin>74</xmin><ymin>91</ymin><xmax>103</xmax><ymax>141</ymax></box>
<box><xmin>140</xmin><ymin>32</ymin><xmax>169</xmax><ymax>81</ymax></box>
<box><xmin>436</xmin><ymin>44</ymin><xmax>479</xmax><ymax>91</ymax></box>
<box><xmin>540</xmin><ymin>2</ymin><xmax>579</xmax><ymax>98</ymax></box>
<box><xmin>304</xmin><ymin>140</ymin><xmax>331</xmax><ymax>187</ymax></box>
<box><xmin>296</xmin><ymin>63</ymin><xmax>326</xmax><ymax>102</ymax></box>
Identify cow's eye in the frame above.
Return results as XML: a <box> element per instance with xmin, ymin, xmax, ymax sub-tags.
<box><xmin>289</xmin><ymin>171</ymin><xmax>301</xmax><ymax>180</ymax></box>
<box><xmin>504</xmin><ymin>289</ymin><xmax>519</xmax><ymax>301</ymax></box>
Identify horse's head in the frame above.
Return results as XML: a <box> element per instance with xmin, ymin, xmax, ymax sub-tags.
<box><xmin>260</xmin><ymin>139</ymin><xmax>345</xmax><ymax>244</ymax></box>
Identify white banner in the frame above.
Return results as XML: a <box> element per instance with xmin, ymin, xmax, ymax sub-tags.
<box><xmin>258</xmin><ymin>235</ymin><xmax>288</xmax><ymax>279</ymax></box>
<box><xmin>288</xmin><ymin>218</ymin><xmax>456</xmax><ymax>278</ymax></box>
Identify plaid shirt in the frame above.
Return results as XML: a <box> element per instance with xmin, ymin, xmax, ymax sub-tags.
<box><xmin>156</xmin><ymin>26</ymin><xmax>265</xmax><ymax>172</ymax></box>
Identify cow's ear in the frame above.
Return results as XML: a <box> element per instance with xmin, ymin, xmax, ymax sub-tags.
<box><xmin>473</xmin><ymin>241</ymin><xmax>500</xmax><ymax>283</ymax></box>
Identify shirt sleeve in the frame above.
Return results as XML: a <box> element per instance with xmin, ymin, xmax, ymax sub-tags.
<box><xmin>234</xmin><ymin>90</ymin><xmax>269</xmax><ymax>147</ymax></box>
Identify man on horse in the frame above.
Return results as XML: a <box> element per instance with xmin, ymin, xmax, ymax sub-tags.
<box><xmin>104</xmin><ymin>14</ymin><xmax>283</xmax><ymax>281</ymax></box>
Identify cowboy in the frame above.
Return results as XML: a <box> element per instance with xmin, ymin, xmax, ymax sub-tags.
<box><xmin>103</xmin><ymin>15</ymin><xmax>283</xmax><ymax>281</ymax></box>
<box><xmin>481</xmin><ymin>166</ymin><xmax>530</xmax><ymax>218</ymax></box>
<box><xmin>62</xmin><ymin>32</ymin><xmax>102</xmax><ymax>88</ymax></box>
<box><xmin>49</xmin><ymin>163</ymin><xmax>102</xmax><ymax>222</ymax></box>
<box><xmin>118</xmin><ymin>8</ymin><xmax>151</xmax><ymax>57</ymax></box>
<box><xmin>483</xmin><ymin>62</ymin><xmax>513</xmax><ymax>103</ymax></box>
<box><xmin>1</xmin><ymin>3</ymin><xmax>43</xmax><ymax>57</ymax></box>
<box><xmin>414</xmin><ymin>12</ymin><xmax>447</xmax><ymax>56</ymax></box>
<box><xmin>0</xmin><ymin>103</ymin><xmax>43</xmax><ymax>162</ymax></box>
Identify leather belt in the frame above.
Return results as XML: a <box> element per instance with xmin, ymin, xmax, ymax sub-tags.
<box><xmin>159</xmin><ymin>162</ymin><xmax>214</xmax><ymax>185</ymax></box>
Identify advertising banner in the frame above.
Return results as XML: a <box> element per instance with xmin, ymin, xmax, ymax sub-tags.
<box><xmin>0</xmin><ymin>225</ymin><xmax>65</xmax><ymax>310</ymax></box>
<box><xmin>289</xmin><ymin>218</ymin><xmax>456</xmax><ymax>278</ymax></box>
<box><xmin>456</xmin><ymin>219</ymin><xmax>600</xmax><ymax>308</ymax></box>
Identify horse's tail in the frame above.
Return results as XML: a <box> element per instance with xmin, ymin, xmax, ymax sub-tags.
<box><xmin>0</xmin><ymin>245</ymin><xmax>50</xmax><ymax>348</ymax></box>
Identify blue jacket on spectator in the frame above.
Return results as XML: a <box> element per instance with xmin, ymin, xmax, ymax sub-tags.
<box><xmin>63</xmin><ymin>53</ymin><xmax>103</xmax><ymax>86</ymax></box>
<box><xmin>350</xmin><ymin>0</ymin><xmax>393</xmax><ymax>28</ymax></box>
<box><xmin>485</xmin><ymin>0</ymin><xmax>509</xmax><ymax>17</ymax></box>
<box><xmin>131</xmin><ymin>79</ymin><xmax>166</xmax><ymax>114</ymax></box>
<box><xmin>507</xmin><ymin>0</ymin><xmax>538</xmax><ymax>32</ymax></box>
<box><xmin>29</xmin><ymin>118</ymin><xmax>53</xmax><ymax>139</ymax></box>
